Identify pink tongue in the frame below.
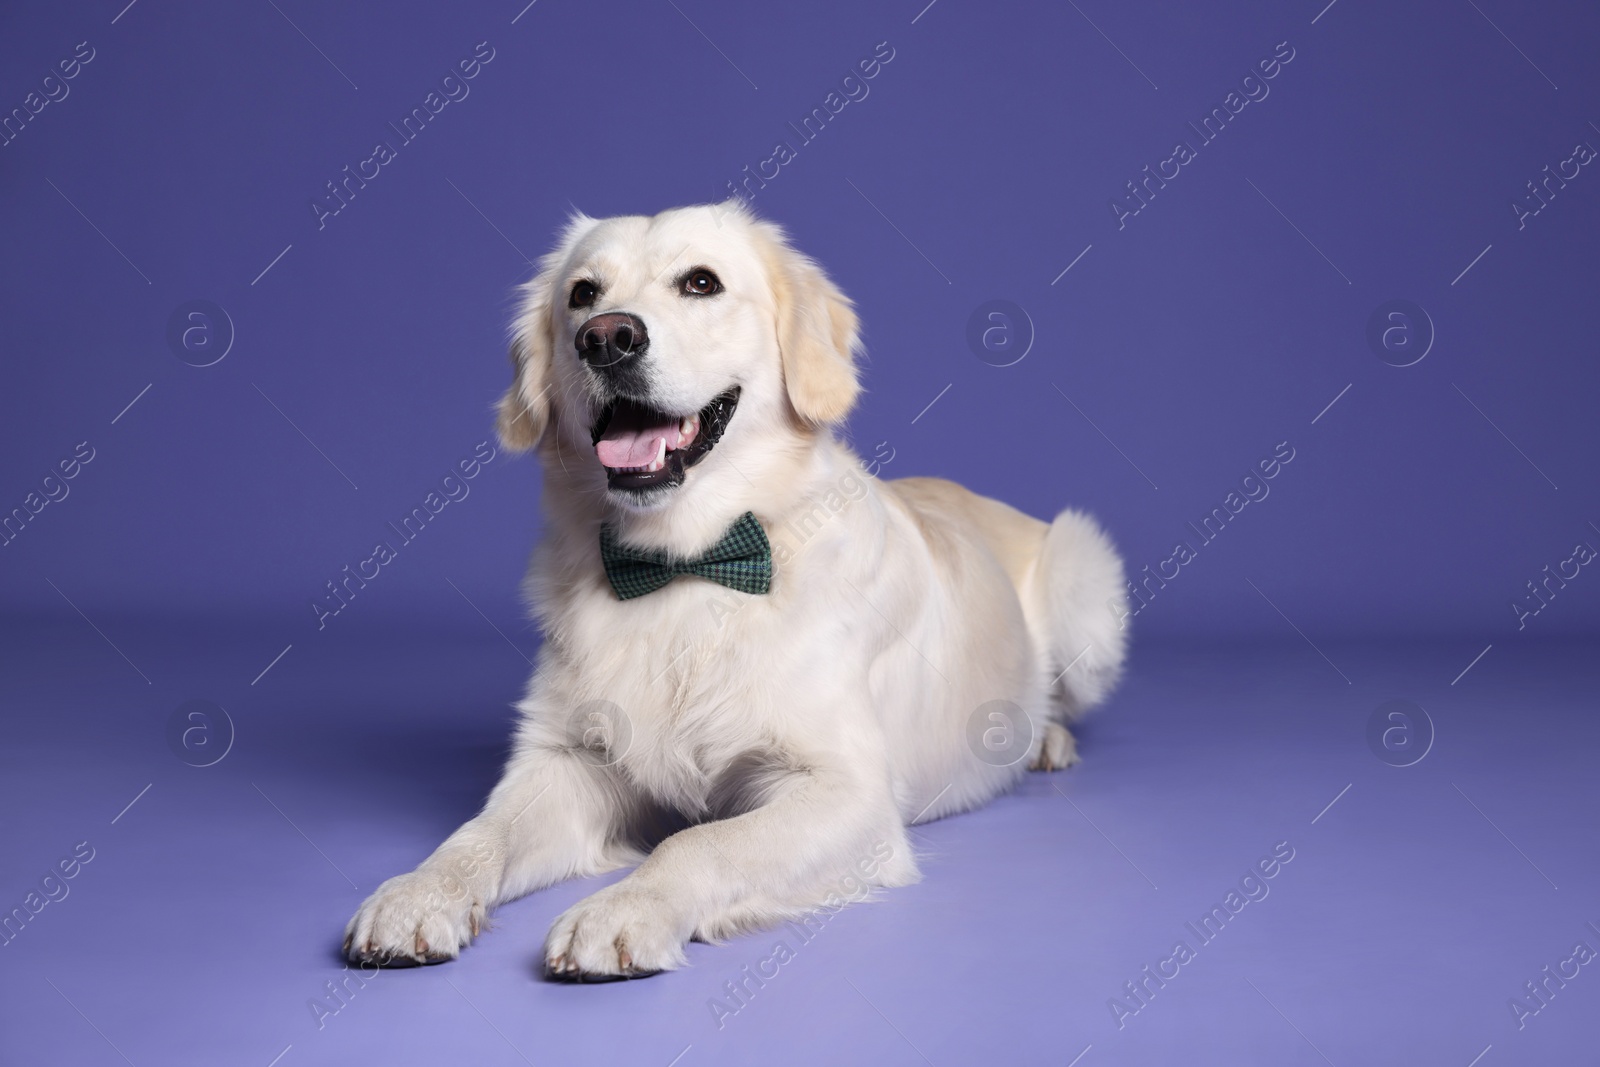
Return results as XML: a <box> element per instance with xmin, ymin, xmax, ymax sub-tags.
<box><xmin>596</xmin><ymin>420</ymin><xmax>678</xmax><ymax>468</ymax></box>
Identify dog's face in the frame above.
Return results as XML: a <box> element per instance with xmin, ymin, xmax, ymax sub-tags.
<box><xmin>497</xmin><ymin>205</ymin><xmax>861</xmax><ymax>512</ymax></box>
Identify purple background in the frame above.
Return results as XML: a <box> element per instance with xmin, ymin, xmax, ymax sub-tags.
<box><xmin>2</xmin><ymin>0</ymin><xmax>1596</xmax><ymax>1064</ymax></box>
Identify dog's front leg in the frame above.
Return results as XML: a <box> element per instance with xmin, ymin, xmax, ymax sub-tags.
<box><xmin>543</xmin><ymin>757</ymin><xmax>915</xmax><ymax>979</ymax></box>
<box><xmin>344</xmin><ymin>744</ymin><xmax>627</xmax><ymax>966</ymax></box>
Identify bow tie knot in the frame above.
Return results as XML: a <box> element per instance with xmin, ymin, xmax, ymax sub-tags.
<box><xmin>600</xmin><ymin>512</ymin><xmax>773</xmax><ymax>600</ymax></box>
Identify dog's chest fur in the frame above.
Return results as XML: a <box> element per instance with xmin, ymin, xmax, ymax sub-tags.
<box><xmin>548</xmin><ymin>570</ymin><xmax>811</xmax><ymax>813</ymax></box>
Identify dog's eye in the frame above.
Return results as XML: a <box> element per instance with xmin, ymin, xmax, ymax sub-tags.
<box><xmin>681</xmin><ymin>269</ymin><xmax>723</xmax><ymax>297</ymax></box>
<box><xmin>569</xmin><ymin>280</ymin><xmax>599</xmax><ymax>309</ymax></box>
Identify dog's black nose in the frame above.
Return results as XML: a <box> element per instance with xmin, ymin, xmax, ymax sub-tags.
<box><xmin>576</xmin><ymin>313</ymin><xmax>649</xmax><ymax>370</ymax></box>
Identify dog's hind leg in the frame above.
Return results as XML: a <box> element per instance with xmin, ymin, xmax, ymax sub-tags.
<box><xmin>1030</xmin><ymin>721</ymin><xmax>1081</xmax><ymax>771</ymax></box>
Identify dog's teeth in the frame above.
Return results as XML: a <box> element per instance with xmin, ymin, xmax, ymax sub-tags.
<box><xmin>654</xmin><ymin>438</ymin><xmax>667</xmax><ymax>468</ymax></box>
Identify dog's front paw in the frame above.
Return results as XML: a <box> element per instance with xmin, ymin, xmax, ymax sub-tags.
<box><xmin>344</xmin><ymin>868</ymin><xmax>486</xmax><ymax>967</ymax></box>
<box><xmin>544</xmin><ymin>883</ymin><xmax>689</xmax><ymax>980</ymax></box>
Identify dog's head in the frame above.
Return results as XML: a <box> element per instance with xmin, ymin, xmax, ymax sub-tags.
<box><xmin>496</xmin><ymin>204</ymin><xmax>860</xmax><ymax>513</ymax></box>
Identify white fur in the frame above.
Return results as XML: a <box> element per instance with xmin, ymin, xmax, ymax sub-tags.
<box><xmin>344</xmin><ymin>204</ymin><xmax>1130</xmax><ymax>978</ymax></box>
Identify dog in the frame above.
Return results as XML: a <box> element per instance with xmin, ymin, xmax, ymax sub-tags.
<box><xmin>343</xmin><ymin>203</ymin><xmax>1129</xmax><ymax>978</ymax></box>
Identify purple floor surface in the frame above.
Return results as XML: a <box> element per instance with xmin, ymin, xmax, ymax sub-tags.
<box><xmin>2</xmin><ymin>617</ymin><xmax>1595</xmax><ymax>1066</ymax></box>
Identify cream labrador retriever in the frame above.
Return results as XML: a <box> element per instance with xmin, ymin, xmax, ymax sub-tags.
<box><xmin>343</xmin><ymin>203</ymin><xmax>1128</xmax><ymax>978</ymax></box>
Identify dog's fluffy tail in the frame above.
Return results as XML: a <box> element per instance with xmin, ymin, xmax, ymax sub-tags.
<box><xmin>1034</xmin><ymin>509</ymin><xmax>1129</xmax><ymax>718</ymax></box>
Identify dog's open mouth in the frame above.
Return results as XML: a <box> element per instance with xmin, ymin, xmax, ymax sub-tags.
<box><xmin>590</xmin><ymin>387</ymin><xmax>740</xmax><ymax>492</ymax></box>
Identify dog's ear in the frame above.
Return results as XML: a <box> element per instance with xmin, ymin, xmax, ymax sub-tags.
<box><xmin>762</xmin><ymin>225</ymin><xmax>861</xmax><ymax>426</ymax></box>
<box><xmin>495</xmin><ymin>277</ymin><xmax>552</xmax><ymax>452</ymax></box>
<box><xmin>495</xmin><ymin>215</ymin><xmax>597</xmax><ymax>451</ymax></box>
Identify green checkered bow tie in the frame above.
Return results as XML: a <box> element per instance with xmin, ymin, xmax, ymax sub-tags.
<box><xmin>600</xmin><ymin>511</ymin><xmax>772</xmax><ymax>600</ymax></box>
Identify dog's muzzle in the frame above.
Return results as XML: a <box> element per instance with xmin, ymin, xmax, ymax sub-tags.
<box><xmin>590</xmin><ymin>387</ymin><xmax>740</xmax><ymax>493</ymax></box>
